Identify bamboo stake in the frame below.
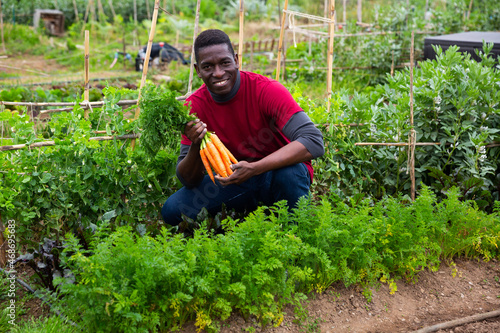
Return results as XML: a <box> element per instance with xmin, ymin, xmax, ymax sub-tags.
<box><xmin>83</xmin><ymin>0</ymin><xmax>90</xmax><ymax>23</ymax></box>
<box><xmin>238</xmin><ymin>0</ymin><xmax>245</xmax><ymax>70</ymax></box>
<box><xmin>97</xmin><ymin>0</ymin><xmax>105</xmax><ymax>21</ymax></box>
<box><xmin>133</xmin><ymin>0</ymin><xmax>138</xmax><ymax>46</ymax></box>
<box><xmin>0</xmin><ymin>0</ymin><xmax>5</xmax><ymax>54</ymax></box>
<box><xmin>467</xmin><ymin>0</ymin><xmax>473</xmax><ymax>20</ymax></box>
<box><xmin>84</xmin><ymin>30</ymin><xmax>90</xmax><ymax>119</ymax></box>
<box><xmin>40</xmin><ymin>99</ymin><xmax>139</xmax><ymax>114</ymax></box>
<box><xmin>408</xmin><ymin>31</ymin><xmax>415</xmax><ymax>201</ymax></box>
<box><xmin>1</xmin><ymin>100</ymin><xmax>136</xmax><ymax>107</ymax></box>
<box><xmin>72</xmin><ymin>0</ymin><xmax>80</xmax><ymax>22</ymax></box>
<box><xmin>146</xmin><ymin>0</ymin><xmax>151</xmax><ymax>20</ymax></box>
<box><xmin>343</xmin><ymin>0</ymin><xmax>346</xmax><ymax>25</ymax></box>
<box><xmin>326</xmin><ymin>0</ymin><xmax>335</xmax><ymax>113</ymax></box>
<box><xmin>187</xmin><ymin>0</ymin><xmax>201</xmax><ymax>96</ymax></box>
<box><xmin>357</xmin><ymin>0</ymin><xmax>362</xmax><ymax>24</ymax></box>
<box><xmin>355</xmin><ymin>142</ymin><xmax>439</xmax><ymax>147</ymax></box>
<box><xmin>275</xmin><ymin>0</ymin><xmax>289</xmax><ymax>81</ymax></box>
<box><xmin>108</xmin><ymin>0</ymin><xmax>116</xmax><ymax>19</ymax></box>
<box><xmin>0</xmin><ymin>134</ymin><xmax>140</xmax><ymax>152</ymax></box>
<box><xmin>91</xmin><ymin>0</ymin><xmax>96</xmax><ymax>23</ymax></box>
<box><xmin>131</xmin><ymin>0</ymin><xmax>161</xmax><ymax>150</ymax></box>
<box><xmin>411</xmin><ymin>309</ymin><xmax>500</xmax><ymax>333</ymax></box>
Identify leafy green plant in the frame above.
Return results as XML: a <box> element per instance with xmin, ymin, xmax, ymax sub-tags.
<box><xmin>138</xmin><ymin>83</ymin><xmax>195</xmax><ymax>158</ymax></box>
<box><xmin>1</xmin><ymin>86</ymin><xmax>180</xmax><ymax>249</ymax></box>
<box><xmin>309</xmin><ymin>42</ymin><xmax>500</xmax><ymax>207</ymax></box>
<box><xmin>9</xmin><ymin>315</ymin><xmax>78</xmax><ymax>333</ymax></box>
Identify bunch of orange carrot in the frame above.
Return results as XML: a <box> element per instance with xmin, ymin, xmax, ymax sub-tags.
<box><xmin>200</xmin><ymin>132</ymin><xmax>238</xmax><ymax>183</ymax></box>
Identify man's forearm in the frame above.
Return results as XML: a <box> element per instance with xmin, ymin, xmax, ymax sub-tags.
<box><xmin>252</xmin><ymin>141</ymin><xmax>312</xmax><ymax>175</ymax></box>
<box><xmin>177</xmin><ymin>144</ymin><xmax>205</xmax><ymax>187</ymax></box>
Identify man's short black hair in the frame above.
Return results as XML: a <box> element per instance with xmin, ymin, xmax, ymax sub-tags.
<box><xmin>194</xmin><ymin>29</ymin><xmax>235</xmax><ymax>64</ymax></box>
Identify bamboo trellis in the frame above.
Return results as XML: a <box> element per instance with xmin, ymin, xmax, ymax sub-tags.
<box><xmin>0</xmin><ymin>134</ymin><xmax>141</xmax><ymax>152</ymax></box>
<box><xmin>84</xmin><ymin>30</ymin><xmax>90</xmax><ymax>118</ymax></box>
<box><xmin>275</xmin><ymin>0</ymin><xmax>336</xmax><ymax>112</ymax></box>
<box><xmin>354</xmin><ymin>32</ymin><xmax>426</xmax><ymax>201</ymax></box>
<box><xmin>131</xmin><ymin>0</ymin><xmax>161</xmax><ymax>149</ymax></box>
<box><xmin>186</xmin><ymin>0</ymin><xmax>201</xmax><ymax>98</ymax></box>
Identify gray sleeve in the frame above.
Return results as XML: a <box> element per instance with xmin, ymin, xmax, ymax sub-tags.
<box><xmin>175</xmin><ymin>144</ymin><xmax>191</xmax><ymax>186</ymax></box>
<box><xmin>282</xmin><ymin>111</ymin><xmax>325</xmax><ymax>159</ymax></box>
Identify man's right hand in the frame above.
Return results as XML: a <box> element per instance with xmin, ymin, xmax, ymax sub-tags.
<box><xmin>184</xmin><ymin>119</ymin><xmax>207</xmax><ymax>145</ymax></box>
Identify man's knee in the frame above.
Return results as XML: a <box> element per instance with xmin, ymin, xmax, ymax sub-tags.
<box><xmin>271</xmin><ymin>164</ymin><xmax>311</xmax><ymax>207</ymax></box>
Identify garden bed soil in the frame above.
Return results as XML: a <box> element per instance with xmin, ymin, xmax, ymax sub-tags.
<box><xmin>3</xmin><ymin>256</ymin><xmax>500</xmax><ymax>332</ymax></box>
<box><xmin>180</xmin><ymin>258</ymin><xmax>500</xmax><ymax>333</ymax></box>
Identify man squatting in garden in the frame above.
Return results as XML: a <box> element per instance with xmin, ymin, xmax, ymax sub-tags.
<box><xmin>161</xmin><ymin>29</ymin><xmax>324</xmax><ymax>226</ymax></box>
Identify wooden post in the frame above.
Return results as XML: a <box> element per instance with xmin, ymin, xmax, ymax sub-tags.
<box><xmin>108</xmin><ymin>0</ymin><xmax>116</xmax><ymax>19</ymax></box>
<box><xmin>390</xmin><ymin>49</ymin><xmax>395</xmax><ymax>76</ymax></box>
<box><xmin>91</xmin><ymin>0</ymin><xmax>96</xmax><ymax>22</ymax></box>
<box><xmin>467</xmin><ymin>0</ymin><xmax>473</xmax><ymax>20</ymax></box>
<box><xmin>83</xmin><ymin>0</ymin><xmax>90</xmax><ymax>22</ymax></box>
<box><xmin>72</xmin><ymin>0</ymin><xmax>80</xmax><ymax>22</ymax></box>
<box><xmin>343</xmin><ymin>0</ymin><xmax>346</xmax><ymax>24</ymax></box>
<box><xmin>146</xmin><ymin>0</ymin><xmax>151</xmax><ymax>20</ymax></box>
<box><xmin>326</xmin><ymin>0</ymin><xmax>335</xmax><ymax>112</ymax></box>
<box><xmin>131</xmin><ymin>0</ymin><xmax>161</xmax><ymax>150</ymax></box>
<box><xmin>0</xmin><ymin>0</ymin><xmax>6</xmax><ymax>54</ymax></box>
<box><xmin>357</xmin><ymin>0</ymin><xmax>362</xmax><ymax>23</ymax></box>
<box><xmin>275</xmin><ymin>0</ymin><xmax>289</xmax><ymax>81</ymax></box>
<box><xmin>187</xmin><ymin>0</ymin><xmax>201</xmax><ymax>95</ymax></box>
<box><xmin>122</xmin><ymin>35</ymin><xmax>127</xmax><ymax>69</ymax></box>
<box><xmin>97</xmin><ymin>0</ymin><xmax>105</xmax><ymax>21</ymax></box>
<box><xmin>84</xmin><ymin>30</ymin><xmax>90</xmax><ymax>119</ymax></box>
<box><xmin>408</xmin><ymin>31</ymin><xmax>416</xmax><ymax>201</ymax></box>
<box><xmin>238</xmin><ymin>0</ymin><xmax>245</xmax><ymax>70</ymax></box>
<box><xmin>133</xmin><ymin>0</ymin><xmax>138</xmax><ymax>46</ymax></box>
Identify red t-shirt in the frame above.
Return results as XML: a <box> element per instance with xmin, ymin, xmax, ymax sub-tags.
<box><xmin>181</xmin><ymin>71</ymin><xmax>313</xmax><ymax>180</ymax></box>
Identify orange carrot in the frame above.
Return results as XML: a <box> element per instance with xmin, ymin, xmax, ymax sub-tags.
<box><xmin>200</xmin><ymin>148</ymin><xmax>215</xmax><ymax>184</ymax></box>
<box><xmin>203</xmin><ymin>139</ymin><xmax>220</xmax><ymax>176</ymax></box>
<box><xmin>210</xmin><ymin>133</ymin><xmax>233</xmax><ymax>175</ymax></box>
<box><xmin>206</xmin><ymin>139</ymin><xmax>228</xmax><ymax>177</ymax></box>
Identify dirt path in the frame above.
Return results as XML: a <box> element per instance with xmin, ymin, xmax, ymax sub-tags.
<box><xmin>0</xmin><ymin>55</ymin><xmax>139</xmax><ymax>87</ymax></box>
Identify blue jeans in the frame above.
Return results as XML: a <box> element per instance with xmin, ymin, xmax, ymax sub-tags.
<box><xmin>161</xmin><ymin>163</ymin><xmax>311</xmax><ymax>226</ymax></box>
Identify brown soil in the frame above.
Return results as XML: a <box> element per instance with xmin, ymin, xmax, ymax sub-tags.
<box><xmin>180</xmin><ymin>258</ymin><xmax>500</xmax><ymax>333</ymax></box>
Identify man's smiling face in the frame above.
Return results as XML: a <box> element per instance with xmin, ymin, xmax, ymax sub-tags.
<box><xmin>194</xmin><ymin>43</ymin><xmax>239</xmax><ymax>96</ymax></box>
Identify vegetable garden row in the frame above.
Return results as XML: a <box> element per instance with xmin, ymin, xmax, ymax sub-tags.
<box><xmin>0</xmin><ymin>42</ymin><xmax>499</xmax><ymax>331</ymax></box>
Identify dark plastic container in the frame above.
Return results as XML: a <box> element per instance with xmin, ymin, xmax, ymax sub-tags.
<box><xmin>423</xmin><ymin>31</ymin><xmax>500</xmax><ymax>62</ymax></box>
